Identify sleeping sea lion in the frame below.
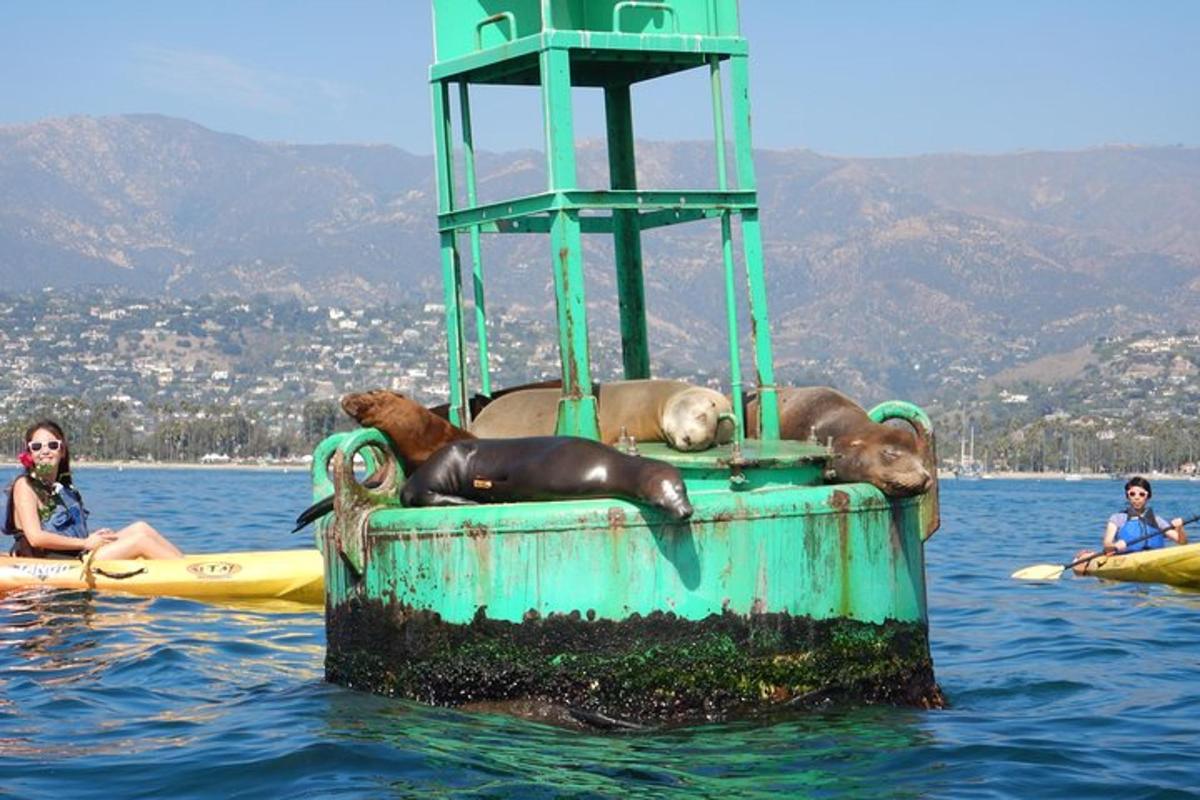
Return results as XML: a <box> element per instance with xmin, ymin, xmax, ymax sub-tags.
<box><xmin>469</xmin><ymin>379</ymin><xmax>734</xmax><ymax>452</ymax></box>
<box><xmin>292</xmin><ymin>389</ymin><xmax>475</xmax><ymax>531</ymax></box>
<box><xmin>400</xmin><ymin>436</ymin><xmax>694</xmax><ymax>520</ymax></box>
<box><xmin>746</xmin><ymin>387</ymin><xmax>932</xmax><ymax>497</ymax></box>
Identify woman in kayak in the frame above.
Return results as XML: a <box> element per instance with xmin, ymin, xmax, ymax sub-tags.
<box><xmin>1103</xmin><ymin>476</ymin><xmax>1187</xmax><ymax>553</ymax></box>
<box><xmin>3</xmin><ymin>419</ymin><xmax>183</xmax><ymax>559</ymax></box>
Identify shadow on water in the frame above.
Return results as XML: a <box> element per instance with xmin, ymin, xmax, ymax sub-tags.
<box><xmin>282</xmin><ymin>693</ymin><xmax>937</xmax><ymax>799</ymax></box>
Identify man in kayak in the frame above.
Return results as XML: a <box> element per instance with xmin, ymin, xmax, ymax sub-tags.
<box><xmin>1103</xmin><ymin>476</ymin><xmax>1187</xmax><ymax>553</ymax></box>
<box><xmin>3</xmin><ymin>419</ymin><xmax>183</xmax><ymax>559</ymax></box>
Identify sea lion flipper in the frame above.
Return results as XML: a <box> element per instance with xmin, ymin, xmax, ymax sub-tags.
<box><xmin>292</xmin><ymin>495</ymin><xmax>334</xmax><ymax>532</ymax></box>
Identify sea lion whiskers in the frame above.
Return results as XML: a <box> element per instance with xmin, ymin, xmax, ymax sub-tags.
<box><xmin>654</xmin><ymin>477</ymin><xmax>693</xmax><ymax>519</ymax></box>
<box><xmin>637</xmin><ymin>466</ymin><xmax>693</xmax><ymax>520</ymax></box>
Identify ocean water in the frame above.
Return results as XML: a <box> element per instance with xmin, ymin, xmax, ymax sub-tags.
<box><xmin>2</xmin><ymin>468</ymin><xmax>1199</xmax><ymax>799</ymax></box>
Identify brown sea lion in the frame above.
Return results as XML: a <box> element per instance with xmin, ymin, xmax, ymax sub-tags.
<box><xmin>400</xmin><ymin>436</ymin><xmax>694</xmax><ymax>520</ymax></box>
<box><xmin>341</xmin><ymin>389</ymin><xmax>475</xmax><ymax>475</ymax></box>
<box><xmin>746</xmin><ymin>387</ymin><xmax>932</xmax><ymax>497</ymax></box>
<box><xmin>469</xmin><ymin>379</ymin><xmax>734</xmax><ymax>451</ymax></box>
<box><xmin>293</xmin><ymin>389</ymin><xmax>475</xmax><ymax>531</ymax></box>
<box><xmin>426</xmin><ymin>379</ymin><xmax>573</xmax><ymax>422</ymax></box>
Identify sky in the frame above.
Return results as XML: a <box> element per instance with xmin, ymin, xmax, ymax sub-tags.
<box><xmin>1</xmin><ymin>1</ymin><xmax>1197</xmax><ymax>157</ymax></box>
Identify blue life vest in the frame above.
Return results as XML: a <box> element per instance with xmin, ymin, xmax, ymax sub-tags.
<box><xmin>45</xmin><ymin>482</ymin><xmax>90</xmax><ymax>539</ymax></box>
<box><xmin>4</xmin><ymin>477</ymin><xmax>90</xmax><ymax>558</ymax></box>
<box><xmin>1117</xmin><ymin>506</ymin><xmax>1164</xmax><ymax>552</ymax></box>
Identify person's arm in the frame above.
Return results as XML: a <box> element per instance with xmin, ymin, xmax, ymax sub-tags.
<box><xmin>12</xmin><ymin>479</ymin><xmax>114</xmax><ymax>553</ymax></box>
<box><xmin>1103</xmin><ymin>516</ymin><xmax>1121</xmax><ymax>552</ymax></box>
<box><xmin>1167</xmin><ymin>516</ymin><xmax>1187</xmax><ymax>545</ymax></box>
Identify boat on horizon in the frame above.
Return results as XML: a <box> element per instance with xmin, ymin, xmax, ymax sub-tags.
<box><xmin>954</xmin><ymin>424</ymin><xmax>984</xmax><ymax>480</ymax></box>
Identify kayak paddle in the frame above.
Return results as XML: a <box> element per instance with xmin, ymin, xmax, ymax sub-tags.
<box><xmin>1011</xmin><ymin>512</ymin><xmax>1199</xmax><ymax>581</ymax></box>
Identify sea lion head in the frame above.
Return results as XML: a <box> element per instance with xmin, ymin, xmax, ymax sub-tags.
<box><xmin>638</xmin><ymin>460</ymin><xmax>694</xmax><ymax>519</ymax></box>
<box><xmin>833</xmin><ymin>427</ymin><xmax>932</xmax><ymax>498</ymax></box>
<box><xmin>341</xmin><ymin>389</ymin><xmax>473</xmax><ymax>474</ymax></box>
<box><xmin>661</xmin><ymin>388</ymin><xmax>734</xmax><ymax>452</ymax></box>
<box><xmin>340</xmin><ymin>389</ymin><xmax>413</xmax><ymax>428</ymax></box>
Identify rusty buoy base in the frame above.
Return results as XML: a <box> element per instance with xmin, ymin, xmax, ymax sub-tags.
<box><xmin>326</xmin><ymin>602</ymin><xmax>942</xmax><ymax>728</ymax></box>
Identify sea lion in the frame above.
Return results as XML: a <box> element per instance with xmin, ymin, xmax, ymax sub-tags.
<box><xmin>469</xmin><ymin>380</ymin><xmax>734</xmax><ymax>452</ymax></box>
<box><xmin>400</xmin><ymin>436</ymin><xmax>694</xmax><ymax>520</ymax></box>
<box><xmin>746</xmin><ymin>387</ymin><xmax>932</xmax><ymax>497</ymax></box>
<box><xmin>601</xmin><ymin>380</ymin><xmax>734</xmax><ymax>452</ymax></box>
<box><xmin>426</xmin><ymin>379</ymin><xmax>572</xmax><ymax>423</ymax></box>
<box><xmin>293</xmin><ymin>389</ymin><xmax>475</xmax><ymax>531</ymax></box>
<box><xmin>341</xmin><ymin>389</ymin><xmax>475</xmax><ymax>475</ymax></box>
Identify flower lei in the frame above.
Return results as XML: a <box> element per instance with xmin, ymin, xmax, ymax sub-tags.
<box><xmin>18</xmin><ymin>450</ymin><xmax>62</xmax><ymax>523</ymax></box>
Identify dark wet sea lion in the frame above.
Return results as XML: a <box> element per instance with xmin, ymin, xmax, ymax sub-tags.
<box><xmin>470</xmin><ymin>379</ymin><xmax>734</xmax><ymax>451</ymax></box>
<box><xmin>293</xmin><ymin>389</ymin><xmax>475</xmax><ymax>531</ymax></box>
<box><xmin>746</xmin><ymin>387</ymin><xmax>932</xmax><ymax>497</ymax></box>
<box><xmin>400</xmin><ymin>436</ymin><xmax>694</xmax><ymax>519</ymax></box>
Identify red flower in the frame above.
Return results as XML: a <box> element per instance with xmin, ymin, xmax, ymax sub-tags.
<box><xmin>18</xmin><ymin>451</ymin><xmax>34</xmax><ymax>470</ymax></box>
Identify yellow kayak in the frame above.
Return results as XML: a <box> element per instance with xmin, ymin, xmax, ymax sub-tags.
<box><xmin>0</xmin><ymin>549</ymin><xmax>324</xmax><ymax>607</ymax></box>
<box><xmin>1074</xmin><ymin>543</ymin><xmax>1200</xmax><ymax>589</ymax></box>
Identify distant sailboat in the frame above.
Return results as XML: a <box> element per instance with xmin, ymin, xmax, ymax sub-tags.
<box><xmin>955</xmin><ymin>424</ymin><xmax>983</xmax><ymax>480</ymax></box>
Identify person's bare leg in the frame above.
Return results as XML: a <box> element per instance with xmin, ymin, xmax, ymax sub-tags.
<box><xmin>94</xmin><ymin>521</ymin><xmax>182</xmax><ymax>559</ymax></box>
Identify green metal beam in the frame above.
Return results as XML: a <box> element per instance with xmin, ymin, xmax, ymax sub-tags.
<box><xmin>729</xmin><ymin>53</ymin><xmax>779</xmax><ymax>440</ymax></box>
<box><xmin>431</xmin><ymin>80</ymin><xmax>468</xmax><ymax>425</ymax></box>
<box><xmin>710</xmin><ymin>56</ymin><xmax>746</xmax><ymax>444</ymax></box>
<box><xmin>458</xmin><ymin>81</ymin><xmax>492</xmax><ymax>396</ymax></box>
<box><xmin>436</xmin><ymin>189</ymin><xmax>756</xmax><ymax>232</ymax></box>
<box><xmin>605</xmin><ymin>83</ymin><xmax>650</xmax><ymax>380</ymax></box>
<box><xmin>540</xmin><ymin>45</ymin><xmax>599</xmax><ymax>439</ymax></box>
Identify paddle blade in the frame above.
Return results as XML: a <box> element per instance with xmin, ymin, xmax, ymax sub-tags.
<box><xmin>1011</xmin><ymin>564</ymin><xmax>1067</xmax><ymax>581</ymax></box>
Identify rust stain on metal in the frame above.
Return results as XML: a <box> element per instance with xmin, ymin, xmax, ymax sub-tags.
<box><xmin>829</xmin><ymin>490</ymin><xmax>851</xmax><ymax>512</ymax></box>
<box><xmin>607</xmin><ymin>507</ymin><xmax>628</xmax><ymax>531</ymax></box>
<box><xmin>838</xmin><ymin>507</ymin><xmax>852</xmax><ymax>616</ymax></box>
<box><xmin>386</xmin><ymin>531</ymin><xmax>458</xmax><ymax>543</ymax></box>
<box><xmin>469</xmin><ymin>524</ymin><xmax>492</xmax><ymax>584</ymax></box>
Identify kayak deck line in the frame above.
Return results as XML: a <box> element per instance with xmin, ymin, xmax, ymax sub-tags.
<box><xmin>0</xmin><ymin>549</ymin><xmax>324</xmax><ymax>606</ymax></box>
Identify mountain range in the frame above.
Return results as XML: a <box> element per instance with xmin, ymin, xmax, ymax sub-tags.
<box><xmin>2</xmin><ymin>114</ymin><xmax>1197</xmax><ymax>403</ymax></box>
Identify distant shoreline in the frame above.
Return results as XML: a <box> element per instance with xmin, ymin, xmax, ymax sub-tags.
<box><xmin>72</xmin><ymin>459</ymin><xmax>310</xmax><ymax>473</ymax></box>
<box><xmin>938</xmin><ymin>470</ymin><xmax>1200</xmax><ymax>482</ymax></box>
<box><xmin>67</xmin><ymin>461</ymin><xmax>1199</xmax><ymax>482</ymax></box>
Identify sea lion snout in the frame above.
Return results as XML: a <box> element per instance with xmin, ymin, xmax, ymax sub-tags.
<box><xmin>875</xmin><ymin>443</ymin><xmax>933</xmax><ymax>496</ymax></box>
<box><xmin>661</xmin><ymin>388</ymin><xmax>733</xmax><ymax>452</ymax></box>
<box><xmin>880</xmin><ymin>463</ymin><xmax>933</xmax><ymax>497</ymax></box>
<box><xmin>661</xmin><ymin>487</ymin><xmax>694</xmax><ymax>520</ymax></box>
<box><xmin>643</xmin><ymin>470</ymin><xmax>693</xmax><ymax>519</ymax></box>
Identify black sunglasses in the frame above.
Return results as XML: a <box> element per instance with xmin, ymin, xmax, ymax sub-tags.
<box><xmin>28</xmin><ymin>440</ymin><xmax>61</xmax><ymax>453</ymax></box>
